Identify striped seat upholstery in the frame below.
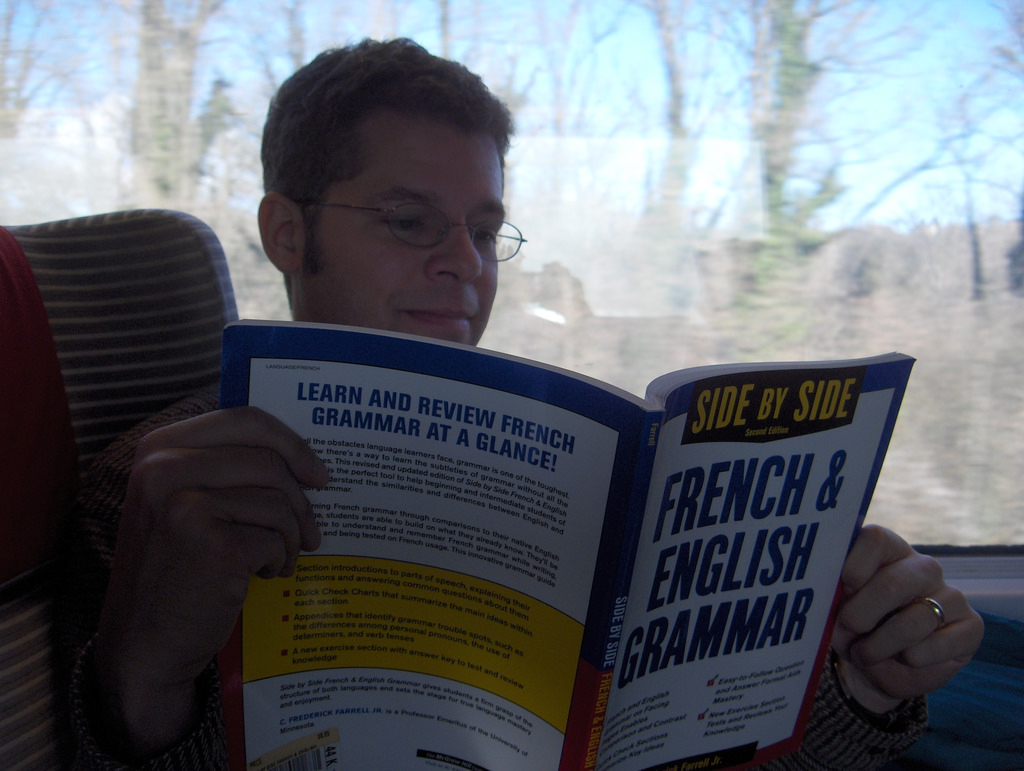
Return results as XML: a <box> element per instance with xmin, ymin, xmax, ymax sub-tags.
<box><xmin>1</xmin><ymin>209</ymin><xmax>237</xmax><ymax>768</ymax></box>
<box><xmin>0</xmin><ymin>565</ymin><xmax>66</xmax><ymax>769</ymax></box>
<box><xmin>8</xmin><ymin>209</ymin><xmax>238</xmax><ymax>472</ymax></box>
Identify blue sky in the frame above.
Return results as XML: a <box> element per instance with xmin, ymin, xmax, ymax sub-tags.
<box><xmin>5</xmin><ymin>0</ymin><xmax>1021</xmax><ymax>230</ymax></box>
<box><xmin>384</xmin><ymin>0</ymin><xmax>1022</xmax><ymax>230</ymax></box>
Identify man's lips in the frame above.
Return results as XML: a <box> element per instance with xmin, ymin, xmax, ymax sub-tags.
<box><xmin>405</xmin><ymin>307</ymin><xmax>475</xmax><ymax>323</ymax></box>
<box><xmin>401</xmin><ymin>308</ymin><xmax>478</xmax><ymax>342</ymax></box>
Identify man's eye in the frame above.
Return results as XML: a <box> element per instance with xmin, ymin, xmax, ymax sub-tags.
<box><xmin>471</xmin><ymin>225</ymin><xmax>499</xmax><ymax>244</ymax></box>
<box><xmin>392</xmin><ymin>217</ymin><xmax>427</xmax><ymax>233</ymax></box>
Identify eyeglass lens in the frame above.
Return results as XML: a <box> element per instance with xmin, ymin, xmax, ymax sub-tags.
<box><xmin>387</xmin><ymin>203</ymin><xmax>522</xmax><ymax>261</ymax></box>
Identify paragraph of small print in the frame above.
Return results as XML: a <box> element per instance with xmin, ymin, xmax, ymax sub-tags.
<box><xmin>249</xmin><ymin>727</ymin><xmax>339</xmax><ymax>771</ymax></box>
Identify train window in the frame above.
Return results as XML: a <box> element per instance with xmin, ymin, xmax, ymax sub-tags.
<box><xmin>3</xmin><ymin>0</ymin><xmax>1022</xmax><ymax>548</ymax></box>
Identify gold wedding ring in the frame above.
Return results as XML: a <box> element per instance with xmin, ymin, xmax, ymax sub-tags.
<box><xmin>917</xmin><ymin>596</ymin><xmax>946</xmax><ymax>629</ymax></box>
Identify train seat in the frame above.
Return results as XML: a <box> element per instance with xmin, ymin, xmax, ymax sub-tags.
<box><xmin>0</xmin><ymin>209</ymin><xmax>237</xmax><ymax>768</ymax></box>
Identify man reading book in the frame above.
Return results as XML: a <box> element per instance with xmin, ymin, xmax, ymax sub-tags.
<box><xmin>57</xmin><ymin>38</ymin><xmax>983</xmax><ymax>770</ymax></box>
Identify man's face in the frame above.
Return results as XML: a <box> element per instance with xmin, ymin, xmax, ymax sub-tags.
<box><xmin>288</xmin><ymin>110</ymin><xmax>503</xmax><ymax>346</ymax></box>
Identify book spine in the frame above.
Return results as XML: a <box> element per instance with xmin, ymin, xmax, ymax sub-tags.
<box><xmin>560</xmin><ymin>411</ymin><xmax>663</xmax><ymax>770</ymax></box>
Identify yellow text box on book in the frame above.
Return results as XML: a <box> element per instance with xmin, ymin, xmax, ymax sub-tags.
<box><xmin>242</xmin><ymin>556</ymin><xmax>584</xmax><ymax>731</ymax></box>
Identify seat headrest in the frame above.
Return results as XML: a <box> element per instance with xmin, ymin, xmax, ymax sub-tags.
<box><xmin>6</xmin><ymin>209</ymin><xmax>238</xmax><ymax>472</ymax></box>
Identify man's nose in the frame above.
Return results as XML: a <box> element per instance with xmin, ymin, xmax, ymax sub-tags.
<box><xmin>430</xmin><ymin>224</ymin><xmax>484</xmax><ymax>280</ymax></box>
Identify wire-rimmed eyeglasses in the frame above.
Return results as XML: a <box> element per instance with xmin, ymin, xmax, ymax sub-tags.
<box><xmin>300</xmin><ymin>200</ymin><xmax>525</xmax><ymax>262</ymax></box>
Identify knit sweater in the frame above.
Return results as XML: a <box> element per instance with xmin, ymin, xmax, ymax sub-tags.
<box><xmin>54</xmin><ymin>389</ymin><xmax>927</xmax><ymax>770</ymax></box>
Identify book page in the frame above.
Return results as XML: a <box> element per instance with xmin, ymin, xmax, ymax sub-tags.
<box><xmin>597</xmin><ymin>361</ymin><xmax>909</xmax><ymax>770</ymax></box>
<box><xmin>230</xmin><ymin>352</ymin><xmax>625</xmax><ymax>770</ymax></box>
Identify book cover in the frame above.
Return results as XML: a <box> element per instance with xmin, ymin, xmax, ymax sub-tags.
<box><xmin>218</xmin><ymin>320</ymin><xmax>913</xmax><ymax>771</ymax></box>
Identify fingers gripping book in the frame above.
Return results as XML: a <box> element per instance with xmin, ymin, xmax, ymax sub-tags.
<box><xmin>218</xmin><ymin>320</ymin><xmax>913</xmax><ymax>771</ymax></box>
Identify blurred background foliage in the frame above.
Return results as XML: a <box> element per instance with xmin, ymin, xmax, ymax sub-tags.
<box><xmin>3</xmin><ymin>0</ymin><xmax>1022</xmax><ymax>544</ymax></box>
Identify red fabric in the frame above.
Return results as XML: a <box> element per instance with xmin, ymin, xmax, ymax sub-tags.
<box><xmin>0</xmin><ymin>226</ymin><xmax>78</xmax><ymax>584</ymax></box>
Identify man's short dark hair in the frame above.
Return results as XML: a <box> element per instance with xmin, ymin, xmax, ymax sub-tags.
<box><xmin>261</xmin><ymin>38</ymin><xmax>514</xmax><ymax>202</ymax></box>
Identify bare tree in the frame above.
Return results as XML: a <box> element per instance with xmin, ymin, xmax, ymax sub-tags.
<box><xmin>131</xmin><ymin>0</ymin><xmax>225</xmax><ymax>207</ymax></box>
<box><xmin>1</xmin><ymin>0</ymin><xmax>46</xmax><ymax>137</ymax></box>
<box><xmin>0</xmin><ymin>0</ymin><xmax>98</xmax><ymax>138</ymax></box>
<box><xmin>942</xmin><ymin>73</ymin><xmax>1008</xmax><ymax>301</ymax></box>
<box><xmin>754</xmin><ymin>1</ymin><xmax>841</xmax><ymax>253</ymax></box>
<box><xmin>718</xmin><ymin>1</ymin><xmax>931</xmax><ymax>280</ymax></box>
<box><xmin>623</xmin><ymin>0</ymin><xmax>735</xmax><ymax>311</ymax></box>
<box><xmin>632</xmin><ymin>0</ymin><xmax>726</xmax><ymax>206</ymax></box>
<box><xmin>629</xmin><ymin>0</ymin><xmax>930</xmax><ymax>293</ymax></box>
<box><xmin>993</xmin><ymin>0</ymin><xmax>1024</xmax><ymax>79</ymax></box>
<box><xmin>992</xmin><ymin>0</ymin><xmax>1024</xmax><ymax>294</ymax></box>
<box><xmin>490</xmin><ymin>0</ymin><xmax>629</xmax><ymax>140</ymax></box>
<box><xmin>438</xmin><ymin>0</ymin><xmax>450</xmax><ymax>58</ymax></box>
<box><xmin>1010</xmin><ymin>180</ymin><xmax>1024</xmax><ymax>295</ymax></box>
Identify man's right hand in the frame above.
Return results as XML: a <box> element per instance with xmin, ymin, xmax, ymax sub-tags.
<box><xmin>92</xmin><ymin>407</ymin><xmax>328</xmax><ymax>760</ymax></box>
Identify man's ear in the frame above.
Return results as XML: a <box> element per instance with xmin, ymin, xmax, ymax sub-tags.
<box><xmin>259</xmin><ymin>193</ymin><xmax>307</xmax><ymax>275</ymax></box>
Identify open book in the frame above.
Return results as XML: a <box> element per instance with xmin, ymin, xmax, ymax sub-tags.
<box><xmin>218</xmin><ymin>320</ymin><xmax>914</xmax><ymax>771</ymax></box>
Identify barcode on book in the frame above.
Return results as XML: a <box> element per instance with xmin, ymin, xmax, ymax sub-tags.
<box><xmin>248</xmin><ymin>727</ymin><xmax>339</xmax><ymax>771</ymax></box>
<box><xmin>265</xmin><ymin>748</ymin><xmax>325</xmax><ymax>771</ymax></box>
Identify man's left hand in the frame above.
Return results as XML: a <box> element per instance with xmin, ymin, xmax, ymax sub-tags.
<box><xmin>831</xmin><ymin>524</ymin><xmax>985</xmax><ymax>714</ymax></box>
